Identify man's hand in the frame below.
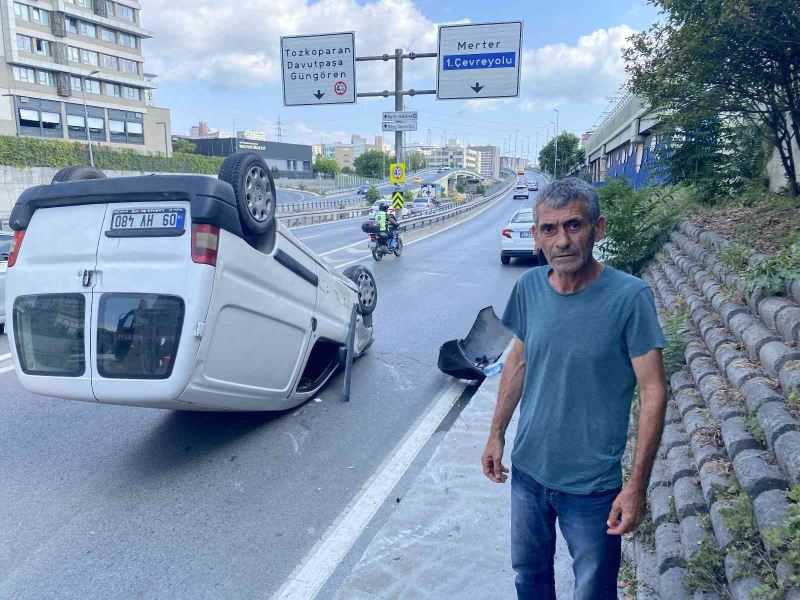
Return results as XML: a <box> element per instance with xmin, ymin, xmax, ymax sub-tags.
<box><xmin>606</xmin><ymin>484</ymin><xmax>647</xmax><ymax>535</ymax></box>
<box><xmin>482</xmin><ymin>436</ymin><xmax>509</xmax><ymax>483</ymax></box>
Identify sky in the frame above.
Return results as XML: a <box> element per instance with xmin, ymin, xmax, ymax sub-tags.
<box><xmin>140</xmin><ymin>0</ymin><xmax>660</xmax><ymax>157</ymax></box>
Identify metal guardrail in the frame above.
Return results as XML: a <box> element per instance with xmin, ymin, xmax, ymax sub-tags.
<box><xmin>277</xmin><ymin>196</ymin><xmax>366</xmax><ymax>214</ymax></box>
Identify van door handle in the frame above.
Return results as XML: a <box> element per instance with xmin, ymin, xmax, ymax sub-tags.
<box><xmin>82</xmin><ymin>270</ymin><xmax>93</xmax><ymax>287</ymax></box>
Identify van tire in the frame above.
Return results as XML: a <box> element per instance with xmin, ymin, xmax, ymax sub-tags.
<box><xmin>343</xmin><ymin>265</ymin><xmax>377</xmax><ymax>315</ymax></box>
<box><xmin>51</xmin><ymin>166</ymin><xmax>107</xmax><ymax>183</ymax></box>
<box><xmin>218</xmin><ymin>152</ymin><xmax>276</xmax><ymax>236</ymax></box>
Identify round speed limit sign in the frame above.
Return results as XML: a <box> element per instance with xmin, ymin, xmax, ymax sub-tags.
<box><xmin>392</xmin><ymin>166</ymin><xmax>403</xmax><ymax>180</ymax></box>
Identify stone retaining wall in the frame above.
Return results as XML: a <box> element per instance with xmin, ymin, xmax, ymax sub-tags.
<box><xmin>630</xmin><ymin>221</ymin><xmax>800</xmax><ymax>599</ymax></box>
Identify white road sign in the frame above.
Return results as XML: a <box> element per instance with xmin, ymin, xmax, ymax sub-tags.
<box><xmin>382</xmin><ymin>111</ymin><xmax>418</xmax><ymax>132</ymax></box>
<box><xmin>281</xmin><ymin>32</ymin><xmax>357</xmax><ymax>106</ymax></box>
<box><xmin>436</xmin><ymin>21</ymin><xmax>523</xmax><ymax>101</ymax></box>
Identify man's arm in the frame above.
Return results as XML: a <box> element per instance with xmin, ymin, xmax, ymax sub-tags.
<box><xmin>607</xmin><ymin>348</ymin><xmax>667</xmax><ymax>535</ymax></box>
<box><xmin>481</xmin><ymin>338</ymin><xmax>527</xmax><ymax>484</ymax></box>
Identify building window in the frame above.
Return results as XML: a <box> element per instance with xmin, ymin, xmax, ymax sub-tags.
<box><xmin>31</xmin><ymin>7</ymin><xmax>50</xmax><ymax>26</ymax></box>
<box><xmin>41</xmin><ymin>111</ymin><xmax>61</xmax><ymax>136</ymax></box>
<box><xmin>66</xmin><ymin>17</ymin><xmax>78</xmax><ymax>33</ymax></box>
<box><xmin>88</xmin><ymin>116</ymin><xmax>105</xmax><ymax>139</ymax></box>
<box><xmin>100</xmin><ymin>27</ymin><xmax>116</xmax><ymax>43</ymax></box>
<box><xmin>34</xmin><ymin>39</ymin><xmax>51</xmax><ymax>56</ymax></box>
<box><xmin>109</xmin><ymin>119</ymin><xmax>126</xmax><ymax>142</ymax></box>
<box><xmin>118</xmin><ymin>33</ymin><xmax>136</xmax><ymax>49</ymax></box>
<box><xmin>70</xmin><ymin>76</ymin><xmax>82</xmax><ymax>91</ymax></box>
<box><xmin>116</xmin><ymin>3</ymin><xmax>135</xmax><ymax>21</ymax></box>
<box><xmin>120</xmin><ymin>58</ymin><xmax>138</xmax><ymax>74</ymax></box>
<box><xmin>85</xmin><ymin>79</ymin><xmax>101</xmax><ymax>94</ymax></box>
<box><xmin>127</xmin><ymin>121</ymin><xmax>143</xmax><ymax>144</ymax></box>
<box><xmin>81</xmin><ymin>49</ymin><xmax>99</xmax><ymax>66</ymax></box>
<box><xmin>13</xmin><ymin>2</ymin><xmax>29</xmax><ymax>21</ymax></box>
<box><xmin>65</xmin><ymin>0</ymin><xmax>93</xmax><ymax>7</ymax></box>
<box><xmin>67</xmin><ymin>114</ymin><xmax>86</xmax><ymax>139</ymax></box>
<box><xmin>68</xmin><ymin>46</ymin><xmax>80</xmax><ymax>62</ymax></box>
<box><xmin>12</xmin><ymin>66</ymin><xmax>36</xmax><ymax>83</ymax></box>
<box><xmin>19</xmin><ymin>108</ymin><xmax>40</xmax><ymax>129</ymax></box>
<box><xmin>79</xmin><ymin>22</ymin><xmax>97</xmax><ymax>38</ymax></box>
<box><xmin>103</xmin><ymin>55</ymin><xmax>119</xmax><ymax>70</ymax></box>
<box><xmin>122</xmin><ymin>86</ymin><xmax>140</xmax><ymax>101</ymax></box>
<box><xmin>17</xmin><ymin>34</ymin><xmax>32</xmax><ymax>53</ymax></box>
<box><xmin>106</xmin><ymin>83</ymin><xmax>121</xmax><ymax>97</ymax></box>
<box><xmin>105</xmin><ymin>1</ymin><xmax>114</xmax><ymax>16</ymax></box>
<box><xmin>37</xmin><ymin>70</ymin><xmax>55</xmax><ymax>86</ymax></box>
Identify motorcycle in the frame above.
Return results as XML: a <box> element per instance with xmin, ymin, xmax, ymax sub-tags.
<box><xmin>362</xmin><ymin>220</ymin><xmax>403</xmax><ymax>262</ymax></box>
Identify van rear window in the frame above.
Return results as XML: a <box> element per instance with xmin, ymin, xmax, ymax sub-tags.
<box><xmin>96</xmin><ymin>294</ymin><xmax>184</xmax><ymax>379</ymax></box>
<box><xmin>14</xmin><ymin>294</ymin><xmax>86</xmax><ymax>376</ymax></box>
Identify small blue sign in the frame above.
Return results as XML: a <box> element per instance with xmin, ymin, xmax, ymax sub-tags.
<box><xmin>442</xmin><ymin>52</ymin><xmax>516</xmax><ymax>71</ymax></box>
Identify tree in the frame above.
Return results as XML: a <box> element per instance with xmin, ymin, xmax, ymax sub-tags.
<box><xmin>538</xmin><ymin>132</ymin><xmax>585</xmax><ymax>179</ymax></box>
<box><xmin>365</xmin><ymin>186</ymin><xmax>382</xmax><ymax>202</ymax></box>
<box><xmin>354</xmin><ymin>149</ymin><xmax>393</xmax><ymax>179</ymax></box>
<box><xmin>341</xmin><ymin>166</ymin><xmax>354</xmax><ymax>174</ymax></box>
<box><xmin>172</xmin><ymin>138</ymin><xmax>196</xmax><ymax>154</ymax></box>
<box><xmin>408</xmin><ymin>151</ymin><xmax>427</xmax><ymax>171</ymax></box>
<box><xmin>624</xmin><ymin>0</ymin><xmax>800</xmax><ymax>195</ymax></box>
<box><xmin>313</xmin><ymin>155</ymin><xmax>339</xmax><ymax>176</ymax></box>
<box><xmin>270</xmin><ymin>165</ymin><xmax>281</xmax><ymax>180</ymax></box>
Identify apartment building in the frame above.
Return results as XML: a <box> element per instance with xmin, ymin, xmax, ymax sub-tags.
<box><xmin>0</xmin><ymin>0</ymin><xmax>171</xmax><ymax>154</ymax></box>
<box><xmin>428</xmin><ymin>143</ymin><xmax>481</xmax><ymax>172</ymax></box>
<box><xmin>470</xmin><ymin>144</ymin><xmax>500</xmax><ymax>179</ymax></box>
<box><xmin>334</xmin><ymin>144</ymin><xmax>355</xmax><ymax>170</ymax></box>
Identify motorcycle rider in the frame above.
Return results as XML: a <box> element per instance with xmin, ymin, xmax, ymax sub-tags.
<box><xmin>375</xmin><ymin>201</ymin><xmax>400</xmax><ymax>250</ymax></box>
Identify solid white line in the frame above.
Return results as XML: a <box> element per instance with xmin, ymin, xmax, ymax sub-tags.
<box><xmin>319</xmin><ymin>238</ymin><xmax>365</xmax><ymax>256</ymax></box>
<box><xmin>298</xmin><ymin>234</ymin><xmax>322</xmax><ymax>241</ymax></box>
<box><xmin>0</xmin><ymin>353</ymin><xmax>10</xmax><ymax>362</ymax></box>
<box><xmin>334</xmin><ymin>188</ymin><xmax>512</xmax><ymax>270</ymax></box>
<box><xmin>0</xmin><ymin>364</ymin><xmax>15</xmax><ymax>374</ymax></box>
<box><xmin>270</xmin><ymin>380</ymin><xmax>467</xmax><ymax>600</ymax></box>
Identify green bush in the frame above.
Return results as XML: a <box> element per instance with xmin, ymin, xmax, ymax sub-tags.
<box><xmin>0</xmin><ymin>135</ymin><xmax>224</xmax><ymax>174</ymax></box>
<box><xmin>742</xmin><ymin>237</ymin><xmax>800</xmax><ymax>296</ymax></box>
<box><xmin>662</xmin><ymin>302</ymin><xmax>691</xmax><ymax>375</ymax></box>
<box><xmin>599</xmin><ymin>178</ymin><xmax>685</xmax><ymax>275</ymax></box>
<box><xmin>365</xmin><ymin>186</ymin><xmax>381</xmax><ymax>202</ymax></box>
<box><xmin>719</xmin><ymin>243</ymin><xmax>754</xmax><ymax>272</ymax></box>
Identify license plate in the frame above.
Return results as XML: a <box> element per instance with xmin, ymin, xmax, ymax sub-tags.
<box><xmin>110</xmin><ymin>208</ymin><xmax>185</xmax><ymax>232</ymax></box>
<box><xmin>519</xmin><ymin>231</ymin><xmax>532</xmax><ymax>238</ymax></box>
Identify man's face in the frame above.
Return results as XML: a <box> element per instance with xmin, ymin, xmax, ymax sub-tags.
<box><xmin>532</xmin><ymin>199</ymin><xmax>606</xmax><ymax>275</ymax></box>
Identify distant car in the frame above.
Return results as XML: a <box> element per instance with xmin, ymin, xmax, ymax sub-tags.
<box><xmin>0</xmin><ymin>231</ymin><xmax>12</xmax><ymax>333</ymax></box>
<box><xmin>412</xmin><ymin>176</ymin><xmax>422</xmax><ymax>184</ymax></box>
<box><xmin>436</xmin><ymin>168</ymin><xmax>445</xmax><ymax>173</ymax></box>
<box><xmin>410</xmin><ymin>197</ymin><xmax>435</xmax><ymax>214</ymax></box>
<box><xmin>527</xmin><ymin>182</ymin><xmax>538</xmax><ymax>191</ymax></box>
<box><xmin>356</xmin><ymin>184</ymin><xmax>370</xmax><ymax>195</ymax></box>
<box><xmin>513</xmin><ymin>184</ymin><xmax>529</xmax><ymax>200</ymax></box>
<box><xmin>500</xmin><ymin>208</ymin><xmax>546</xmax><ymax>266</ymax></box>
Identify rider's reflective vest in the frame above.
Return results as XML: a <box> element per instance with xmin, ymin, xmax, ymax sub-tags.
<box><xmin>375</xmin><ymin>211</ymin><xmax>388</xmax><ymax>232</ymax></box>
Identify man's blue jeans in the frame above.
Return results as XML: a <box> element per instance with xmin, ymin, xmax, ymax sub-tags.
<box><xmin>511</xmin><ymin>466</ymin><xmax>621</xmax><ymax>600</ymax></box>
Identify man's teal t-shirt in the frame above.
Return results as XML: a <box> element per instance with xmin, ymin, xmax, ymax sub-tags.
<box><xmin>501</xmin><ymin>266</ymin><xmax>666</xmax><ymax>494</ymax></box>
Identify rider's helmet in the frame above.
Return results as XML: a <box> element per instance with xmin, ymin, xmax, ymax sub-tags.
<box><xmin>377</xmin><ymin>201</ymin><xmax>390</xmax><ymax>212</ymax></box>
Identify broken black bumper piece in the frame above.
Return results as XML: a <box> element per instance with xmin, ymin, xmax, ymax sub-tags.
<box><xmin>437</xmin><ymin>306</ymin><xmax>512</xmax><ymax>380</ymax></box>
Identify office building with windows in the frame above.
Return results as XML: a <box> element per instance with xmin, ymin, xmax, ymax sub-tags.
<box><xmin>0</xmin><ymin>0</ymin><xmax>171</xmax><ymax>154</ymax></box>
<box><xmin>470</xmin><ymin>145</ymin><xmax>500</xmax><ymax>179</ymax></box>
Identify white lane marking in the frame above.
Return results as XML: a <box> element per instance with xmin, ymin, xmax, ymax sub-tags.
<box><xmin>298</xmin><ymin>234</ymin><xmax>322</xmax><ymax>241</ymax></box>
<box><xmin>0</xmin><ymin>353</ymin><xmax>10</xmax><ymax>362</ymax></box>
<box><xmin>319</xmin><ymin>238</ymin><xmax>365</xmax><ymax>257</ymax></box>
<box><xmin>334</xmin><ymin>188</ymin><xmax>512</xmax><ymax>270</ymax></box>
<box><xmin>0</xmin><ymin>364</ymin><xmax>15</xmax><ymax>374</ymax></box>
<box><xmin>270</xmin><ymin>380</ymin><xmax>467</xmax><ymax>600</ymax></box>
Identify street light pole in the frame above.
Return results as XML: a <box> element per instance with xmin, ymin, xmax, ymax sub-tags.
<box><xmin>553</xmin><ymin>108</ymin><xmax>560</xmax><ymax>179</ymax></box>
<box><xmin>81</xmin><ymin>70</ymin><xmax>99</xmax><ymax>167</ymax></box>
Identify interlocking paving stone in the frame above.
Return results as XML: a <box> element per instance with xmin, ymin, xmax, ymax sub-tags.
<box><xmin>663</xmin><ymin>423</ymin><xmax>690</xmax><ymax>454</ymax></box>
<box><xmin>655</xmin><ymin>523</ymin><xmax>684</xmax><ymax>574</ymax></box>
<box><xmin>706</xmin><ymin>390</ymin><xmax>744</xmax><ymax>422</ymax></box>
<box><xmin>758</xmin><ymin>296</ymin><xmax>794</xmax><ymax>331</ymax></box>
<box><xmin>671</xmin><ymin>370</ymin><xmax>695</xmax><ymax>393</ymax></box>
<box><xmin>725</xmin><ymin>554</ymin><xmax>762</xmax><ymax>600</ymax></box>
<box><xmin>685</xmin><ymin>341</ymin><xmax>711</xmax><ymax>365</ymax></box>
<box><xmin>673</xmin><ymin>477</ymin><xmax>708</xmax><ymax>520</ymax></box>
<box><xmin>731</xmin><ymin>448</ymin><xmax>786</xmax><ymax>499</ymax></box>
<box><xmin>683</xmin><ymin>408</ymin><xmax>714</xmax><ymax>439</ymax></box>
<box><xmin>760</xmin><ymin>341</ymin><xmax>800</xmax><ymax>379</ymax></box>
<box><xmin>668</xmin><ymin>445</ymin><xmax>697</xmax><ymax>483</ymax></box>
<box><xmin>659</xmin><ymin>567</ymin><xmax>690</xmax><ymax>600</ymax></box>
<box><xmin>721</xmin><ymin>417</ymin><xmax>763</xmax><ymax>460</ymax></box>
<box><xmin>773</xmin><ymin>431</ymin><xmax>800</xmax><ymax>487</ymax></box>
<box><xmin>756</xmin><ymin>401</ymin><xmax>799</xmax><ymax>448</ymax></box>
<box><xmin>713</xmin><ymin>344</ymin><xmax>741</xmax><ymax>372</ymax></box>
<box><xmin>698</xmin><ymin>460</ymin><xmax>733</xmax><ymax>506</ymax></box>
<box><xmin>709</xmin><ymin>501</ymin><xmax>736</xmax><ymax>550</ymax></box>
<box><xmin>742</xmin><ymin>323</ymin><xmax>781</xmax><ymax>361</ymax></box>
<box><xmin>753</xmin><ymin>489</ymin><xmax>789</xmax><ymax>553</ymax></box>
<box><xmin>725</xmin><ymin>358</ymin><xmax>762</xmax><ymax>388</ymax></box>
<box><xmin>679</xmin><ymin>515</ymin><xmax>706</xmax><ymax>559</ymax></box>
<box><xmin>649</xmin><ymin>459</ymin><xmax>672</xmax><ymax>494</ymax></box>
<box><xmin>665</xmin><ymin>403</ymin><xmax>683</xmax><ymax>425</ymax></box>
<box><xmin>775</xmin><ymin>306</ymin><xmax>800</xmax><ymax>343</ymax></box>
<box><xmin>635</xmin><ymin>544</ymin><xmax>660</xmax><ymax>600</ymax></box>
<box><xmin>676</xmin><ymin>387</ymin><xmax>705</xmax><ymax>417</ymax></box>
<box><xmin>728</xmin><ymin>312</ymin><xmax>758</xmax><ymax>339</ymax></box>
<box><xmin>650</xmin><ymin>486</ymin><xmax>675</xmax><ymax>528</ymax></box>
<box><xmin>689</xmin><ymin>434</ymin><xmax>725</xmax><ymax>471</ymax></box>
<box><xmin>779</xmin><ymin>362</ymin><xmax>800</xmax><ymax>394</ymax></box>
<box><xmin>741</xmin><ymin>378</ymin><xmax>784</xmax><ymax>413</ymax></box>
<box><xmin>718</xmin><ymin>300</ymin><xmax>748</xmax><ymax>328</ymax></box>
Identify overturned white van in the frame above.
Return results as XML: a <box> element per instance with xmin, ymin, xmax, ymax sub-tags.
<box><xmin>5</xmin><ymin>153</ymin><xmax>377</xmax><ymax>411</ymax></box>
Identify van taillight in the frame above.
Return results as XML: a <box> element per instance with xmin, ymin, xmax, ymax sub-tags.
<box><xmin>7</xmin><ymin>230</ymin><xmax>25</xmax><ymax>267</ymax></box>
<box><xmin>191</xmin><ymin>224</ymin><xmax>219</xmax><ymax>266</ymax></box>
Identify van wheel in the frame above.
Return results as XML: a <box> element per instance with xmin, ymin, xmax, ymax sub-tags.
<box><xmin>218</xmin><ymin>152</ymin><xmax>276</xmax><ymax>236</ymax></box>
<box><xmin>342</xmin><ymin>265</ymin><xmax>377</xmax><ymax>315</ymax></box>
<box><xmin>51</xmin><ymin>165</ymin><xmax>106</xmax><ymax>183</ymax></box>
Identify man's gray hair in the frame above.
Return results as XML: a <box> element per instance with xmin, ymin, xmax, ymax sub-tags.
<box><xmin>532</xmin><ymin>177</ymin><xmax>602</xmax><ymax>224</ymax></box>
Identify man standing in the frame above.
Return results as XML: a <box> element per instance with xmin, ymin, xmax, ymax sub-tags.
<box><xmin>481</xmin><ymin>178</ymin><xmax>667</xmax><ymax>599</ymax></box>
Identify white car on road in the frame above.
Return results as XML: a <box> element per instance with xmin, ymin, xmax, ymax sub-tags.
<box><xmin>0</xmin><ymin>231</ymin><xmax>12</xmax><ymax>333</ymax></box>
<box><xmin>500</xmin><ymin>207</ymin><xmax>547</xmax><ymax>266</ymax></box>
<box><xmin>512</xmin><ymin>184</ymin><xmax>529</xmax><ymax>200</ymax></box>
<box><xmin>5</xmin><ymin>154</ymin><xmax>377</xmax><ymax>411</ymax></box>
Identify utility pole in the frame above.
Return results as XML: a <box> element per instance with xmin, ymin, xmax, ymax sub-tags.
<box><xmin>534</xmin><ymin>132</ymin><xmax>539</xmax><ymax>168</ymax></box>
<box><xmin>514</xmin><ymin>129</ymin><xmax>519</xmax><ymax>169</ymax></box>
<box><xmin>553</xmin><ymin>108</ymin><xmax>560</xmax><ymax>179</ymax></box>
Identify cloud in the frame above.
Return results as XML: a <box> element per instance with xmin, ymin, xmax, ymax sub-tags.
<box><xmin>142</xmin><ymin>0</ymin><xmax>442</xmax><ymax>90</ymax></box>
<box><xmin>462</xmin><ymin>98</ymin><xmax>514</xmax><ymax>112</ymax></box>
<box><xmin>520</xmin><ymin>25</ymin><xmax>635</xmax><ymax>103</ymax></box>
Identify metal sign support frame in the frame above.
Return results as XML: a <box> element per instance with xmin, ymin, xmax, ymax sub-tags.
<box><xmin>355</xmin><ymin>50</ymin><xmax>437</xmax><ymax>162</ymax></box>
